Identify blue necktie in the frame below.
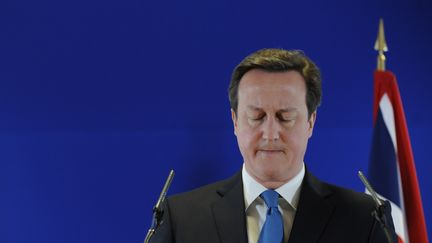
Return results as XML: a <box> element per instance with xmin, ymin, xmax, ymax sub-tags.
<box><xmin>258</xmin><ymin>190</ymin><xmax>284</xmax><ymax>243</ymax></box>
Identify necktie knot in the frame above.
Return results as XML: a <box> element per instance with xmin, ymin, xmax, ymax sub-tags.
<box><xmin>261</xmin><ymin>190</ymin><xmax>279</xmax><ymax>208</ymax></box>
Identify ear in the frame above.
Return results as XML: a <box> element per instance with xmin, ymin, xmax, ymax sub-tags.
<box><xmin>231</xmin><ymin>109</ymin><xmax>238</xmax><ymax>136</ymax></box>
<box><xmin>307</xmin><ymin>111</ymin><xmax>317</xmax><ymax>138</ymax></box>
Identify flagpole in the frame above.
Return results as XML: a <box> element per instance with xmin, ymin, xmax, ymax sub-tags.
<box><xmin>374</xmin><ymin>18</ymin><xmax>388</xmax><ymax>71</ymax></box>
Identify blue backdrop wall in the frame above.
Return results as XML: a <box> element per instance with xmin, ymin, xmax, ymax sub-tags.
<box><xmin>1</xmin><ymin>0</ymin><xmax>431</xmax><ymax>242</ymax></box>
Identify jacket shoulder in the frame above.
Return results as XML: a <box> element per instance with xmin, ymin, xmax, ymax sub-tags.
<box><xmin>324</xmin><ymin>182</ymin><xmax>376</xmax><ymax>210</ymax></box>
<box><xmin>166</xmin><ymin>171</ymin><xmax>241</xmax><ymax>210</ymax></box>
<box><xmin>155</xmin><ymin>172</ymin><xmax>244</xmax><ymax>243</ymax></box>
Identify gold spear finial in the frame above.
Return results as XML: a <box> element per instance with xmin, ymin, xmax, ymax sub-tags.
<box><xmin>374</xmin><ymin>18</ymin><xmax>388</xmax><ymax>71</ymax></box>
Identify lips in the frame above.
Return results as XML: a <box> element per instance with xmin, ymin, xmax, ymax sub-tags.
<box><xmin>257</xmin><ymin>149</ymin><xmax>284</xmax><ymax>154</ymax></box>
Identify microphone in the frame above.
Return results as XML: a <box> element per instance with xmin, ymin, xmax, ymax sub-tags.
<box><xmin>358</xmin><ymin>171</ymin><xmax>395</xmax><ymax>243</ymax></box>
<box><xmin>144</xmin><ymin>170</ymin><xmax>175</xmax><ymax>243</ymax></box>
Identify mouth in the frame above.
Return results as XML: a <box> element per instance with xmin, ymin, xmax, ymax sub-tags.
<box><xmin>257</xmin><ymin>149</ymin><xmax>284</xmax><ymax>154</ymax></box>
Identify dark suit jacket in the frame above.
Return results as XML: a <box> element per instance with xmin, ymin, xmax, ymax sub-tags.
<box><xmin>150</xmin><ymin>170</ymin><xmax>396</xmax><ymax>243</ymax></box>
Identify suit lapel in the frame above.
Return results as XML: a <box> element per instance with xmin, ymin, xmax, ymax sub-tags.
<box><xmin>211</xmin><ymin>172</ymin><xmax>248</xmax><ymax>243</ymax></box>
<box><xmin>288</xmin><ymin>171</ymin><xmax>335</xmax><ymax>243</ymax></box>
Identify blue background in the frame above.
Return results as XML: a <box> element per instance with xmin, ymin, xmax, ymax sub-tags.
<box><xmin>1</xmin><ymin>0</ymin><xmax>431</xmax><ymax>242</ymax></box>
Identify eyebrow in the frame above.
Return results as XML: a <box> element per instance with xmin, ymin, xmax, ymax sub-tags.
<box><xmin>246</xmin><ymin>105</ymin><xmax>298</xmax><ymax>113</ymax></box>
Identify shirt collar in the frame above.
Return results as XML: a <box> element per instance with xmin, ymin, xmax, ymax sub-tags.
<box><xmin>242</xmin><ymin>163</ymin><xmax>305</xmax><ymax>210</ymax></box>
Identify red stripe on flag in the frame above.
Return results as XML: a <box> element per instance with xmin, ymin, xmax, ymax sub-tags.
<box><xmin>374</xmin><ymin>71</ymin><xmax>429</xmax><ymax>243</ymax></box>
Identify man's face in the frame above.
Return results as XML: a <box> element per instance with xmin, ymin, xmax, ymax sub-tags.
<box><xmin>232</xmin><ymin>69</ymin><xmax>316</xmax><ymax>188</ymax></box>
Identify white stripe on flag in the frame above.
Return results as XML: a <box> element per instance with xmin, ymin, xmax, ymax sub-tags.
<box><xmin>378</xmin><ymin>93</ymin><xmax>410</xmax><ymax>243</ymax></box>
<box><xmin>379</xmin><ymin>94</ymin><xmax>397</xmax><ymax>152</ymax></box>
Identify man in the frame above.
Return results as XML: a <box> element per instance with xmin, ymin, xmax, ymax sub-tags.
<box><xmin>150</xmin><ymin>48</ymin><xmax>395</xmax><ymax>243</ymax></box>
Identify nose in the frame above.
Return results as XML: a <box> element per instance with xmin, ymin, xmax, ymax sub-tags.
<box><xmin>262</xmin><ymin>116</ymin><xmax>281</xmax><ymax>141</ymax></box>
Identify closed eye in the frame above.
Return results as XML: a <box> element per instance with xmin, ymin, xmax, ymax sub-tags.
<box><xmin>280</xmin><ymin>118</ymin><xmax>294</xmax><ymax>122</ymax></box>
<box><xmin>277</xmin><ymin>113</ymin><xmax>295</xmax><ymax>122</ymax></box>
<box><xmin>248</xmin><ymin>116</ymin><xmax>265</xmax><ymax>121</ymax></box>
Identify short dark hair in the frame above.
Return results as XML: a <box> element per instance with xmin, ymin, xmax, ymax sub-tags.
<box><xmin>228</xmin><ymin>48</ymin><xmax>322</xmax><ymax>118</ymax></box>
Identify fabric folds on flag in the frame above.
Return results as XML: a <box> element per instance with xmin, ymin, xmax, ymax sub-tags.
<box><xmin>368</xmin><ymin>70</ymin><xmax>428</xmax><ymax>243</ymax></box>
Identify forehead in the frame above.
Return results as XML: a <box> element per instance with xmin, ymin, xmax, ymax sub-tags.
<box><xmin>237</xmin><ymin>69</ymin><xmax>307</xmax><ymax>108</ymax></box>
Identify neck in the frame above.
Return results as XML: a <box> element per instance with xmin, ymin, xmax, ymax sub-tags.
<box><xmin>245</xmin><ymin>164</ymin><xmax>303</xmax><ymax>189</ymax></box>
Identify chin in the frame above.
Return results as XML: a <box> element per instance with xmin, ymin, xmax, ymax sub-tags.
<box><xmin>259</xmin><ymin>163</ymin><xmax>289</xmax><ymax>180</ymax></box>
<box><xmin>246</xmin><ymin>158</ymin><xmax>293</xmax><ymax>181</ymax></box>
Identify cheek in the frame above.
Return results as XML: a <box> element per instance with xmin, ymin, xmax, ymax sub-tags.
<box><xmin>237</xmin><ymin>129</ymin><xmax>259</xmax><ymax>154</ymax></box>
<box><xmin>282</xmin><ymin>125</ymin><xmax>311</xmax><ymax>149</ymax></box>
<box><xmin>284</xmin><ymin>124</ymin><xmax>310</xmax><ymax>141</ymax></box>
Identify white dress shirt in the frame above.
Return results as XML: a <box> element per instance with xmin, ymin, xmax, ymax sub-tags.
<box><xmin>242</xmin><ymin>163</ymin><xmax>305</xmax><ymax>243</ymax></box>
